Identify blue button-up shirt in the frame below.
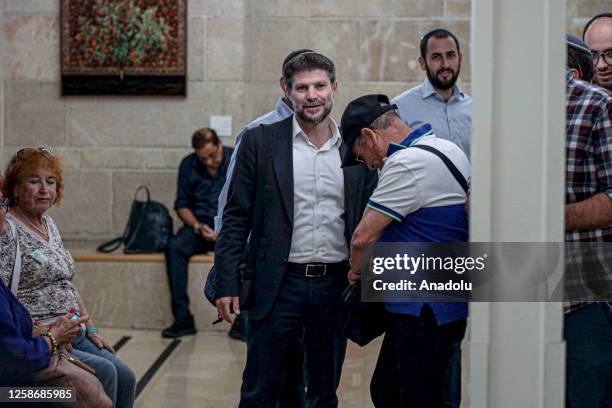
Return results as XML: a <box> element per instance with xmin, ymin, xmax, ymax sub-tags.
<box><xmin>175</xmin><ymin>146</ymin><xmax>233</xmax><ymax>229</ymax></box>
<box><xmin>391</xmin><ymin>77</ymin><xmax>472</xmax><ymax>158</ymax></box>
<box><xmin>214</xmin><ymin>97</ymin><xmax>293</xmax><ymax>232</ymax></box>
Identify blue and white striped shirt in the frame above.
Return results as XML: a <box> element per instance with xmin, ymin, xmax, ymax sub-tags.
<box><xmin>368</xmin><ymin>124</ymin><xmax>471</xmax><ymax>324</ymax></box>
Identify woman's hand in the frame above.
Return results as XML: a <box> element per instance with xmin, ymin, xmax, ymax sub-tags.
<box><xmin>48</xmin><ymin>315</ymin><xmax>90</xmax><ymax>346</ymax></box>
<box><xmin>87</xmin><ymin>331</ymin><xmax>116</xmax><ymax>354</ymax></box>
<box><xmin>32</xmin><ymin>322</ymin><xmax>50</xmax><ymax>338</ymax></box>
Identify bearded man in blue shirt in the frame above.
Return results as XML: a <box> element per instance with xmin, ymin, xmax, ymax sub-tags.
<box><xmin>392</xmin><ymin>28</ymin><xmax>472</xmax><ymax>159</ymax></box>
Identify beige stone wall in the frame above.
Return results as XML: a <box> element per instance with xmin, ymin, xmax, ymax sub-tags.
<box><xmin>568</xmin><ymin>0</ymin><xmax>612</xmax><ymax>36</ymax></box>
<box><xmin>0</xmin><ymin>0</ymin><xmax>608</xmax><ymax>240</ymax></box>
<box><xmin>73</xmin><ymin>260</ymin><xmax>219</xmax><ymax>330</ymax></box>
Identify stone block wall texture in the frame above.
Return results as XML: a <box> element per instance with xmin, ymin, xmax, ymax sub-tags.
<box><xmin>72</xmin><ymin>260</ymin><xmax>220</xmax><ymax>331</ymax></box>
<box><xmin>0</xmin><ymin>0</ymin><xmax>607</xmax><ymax>240</ymax></box>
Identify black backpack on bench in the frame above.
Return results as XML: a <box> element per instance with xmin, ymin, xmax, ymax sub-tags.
<box><xmin>97</xmin><ymin>185</ymin><xmax>173</xmax><ymax>254</ymax></box>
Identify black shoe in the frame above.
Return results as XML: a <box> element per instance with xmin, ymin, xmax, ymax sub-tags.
<box><xmin>228</xmin><ymin>317</ymin><xmax>246</xmax><ymax>342</ymax></box>
<box><xmin>162</xmin><ymin>318</ymin><xmax>197</xmax><ymax>338</ymax></box>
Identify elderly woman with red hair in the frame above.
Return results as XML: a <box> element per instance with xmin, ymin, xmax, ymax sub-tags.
<box><xmin>0</xmin><ymin>147</ymin><xmax>135</xmax><ymax>408</ymax></box>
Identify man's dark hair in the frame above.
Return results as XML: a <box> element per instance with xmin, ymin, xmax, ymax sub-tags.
<box><xmin>282</xmin><ymin>48</ymin><xmax>314</xmax><ymax>78</ymax></box>
<box><xmin>192</xmin><ymin>128</ymin><xmax>220</xmax><ymax>149</ymax></box>
<box><xmin>582</xmin><ymin>12</ymin><xmax>612</xmax><ymax>40</ymax></box>
<box><xmin>282</xmin><ymin>52</ymin><xmax>336</xmax><ymax>89</ymax></box>
<box><xmin>567</xmin><ymin>35</ymin><xmax>594</xmax><ymax>82</ymax></box>
<box><xmin>420</xmin><ymin>28</ymin><xmax>461</xmax><ymax>59</ymax></box>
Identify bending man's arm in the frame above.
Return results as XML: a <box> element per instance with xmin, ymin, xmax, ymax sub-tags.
<box><xmin>349</xmin><ymin>208</ymin><xmax>393</xmax><ymax>284</ymax></box>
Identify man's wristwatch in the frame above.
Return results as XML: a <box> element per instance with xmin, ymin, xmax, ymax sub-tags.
<box><xmin>193</xmin><ymin>222</ymin><xmax>202</xmax><ymax>233</ymax></box>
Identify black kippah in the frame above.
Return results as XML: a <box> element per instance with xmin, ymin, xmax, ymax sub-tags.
<box><xmin>282</xmin><ymin>49</ymin><xmax>315</xmax><ymax>71</ymax></box>
<box><xmin>583</xmin><ymin>12</ymin><xmax>612</xmax><ymax>40</ymax></box>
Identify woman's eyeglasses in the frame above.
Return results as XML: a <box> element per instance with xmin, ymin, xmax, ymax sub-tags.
<box><xmin>16</xmin><ymin>147</ymin><xmax>53</xmax><ymax>160</ymax></box>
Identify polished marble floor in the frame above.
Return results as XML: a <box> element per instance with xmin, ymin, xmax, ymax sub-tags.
<box><xmin>102</xmin><ymin>327</ymin><xmax>466</xmax><ymax>407</ymax></box>
<box><xmin>100</xmin><ymin>327</ymin><xmax>378</xmax><ymax>407</ymax></box>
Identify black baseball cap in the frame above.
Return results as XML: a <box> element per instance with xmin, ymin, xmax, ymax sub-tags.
<box><xmin>340</xmin><ymin>94</ymin><xmax>397</xmax><ymax>167</ymax></box>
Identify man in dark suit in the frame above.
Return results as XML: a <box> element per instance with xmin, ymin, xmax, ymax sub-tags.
<box><xmin>214</xmin><ymin>52</ymin><xmax>376</xmax><ymax>407</ymax></box>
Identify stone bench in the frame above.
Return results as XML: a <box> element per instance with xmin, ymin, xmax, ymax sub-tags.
<box><xmin>72</xmin><ymin>251</ymin><xmax>214</xmax><ymax>263</ymax></box>
<box><xmin>69</xmin><ymin>247</ymin><xmax>224</xmax><ymax>332</ymax></box>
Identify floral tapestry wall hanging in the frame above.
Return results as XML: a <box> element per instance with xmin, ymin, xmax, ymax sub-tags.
<box><xmin>61</xmin><ymin>0</ymin><xmax>186</xmax><ymax>96</ymax></box>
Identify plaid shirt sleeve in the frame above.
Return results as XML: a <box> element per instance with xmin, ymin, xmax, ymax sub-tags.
<box><xmin>593</xmin><ymin>96</ymin><xmax>612</xmax><ymax>199</ymax></box>
<box><xmin>564</xmin><ymin>76</ymin><xmax>612</xmax><ymax>312</ymax></box>
<box><xmin>565</xmin><ymin>77</ymin><xmax>612</xmax><ymax>242</ymax></box>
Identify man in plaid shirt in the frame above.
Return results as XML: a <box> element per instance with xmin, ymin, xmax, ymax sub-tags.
<box><xmin>564</xmin><ymin>40</ymin><xmax>612</xmax><ymax>407</ymax></box>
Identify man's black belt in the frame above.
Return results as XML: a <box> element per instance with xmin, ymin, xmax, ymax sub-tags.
<box><xmin>286</xmin><ymin>261</ymin><xmax>349</xmax><ymax>278</ymax></box>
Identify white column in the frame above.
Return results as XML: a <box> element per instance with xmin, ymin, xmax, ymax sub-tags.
<box><xmin>469</xmin><ymin>0</ymin><xmax>566</xmax><ymax>407</ymax></box>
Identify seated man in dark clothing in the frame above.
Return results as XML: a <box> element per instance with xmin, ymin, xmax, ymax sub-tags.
<box><xmin>162</xmin><ymin>128</ymin><xmax>233</xmax><ymax>338</ymax></box>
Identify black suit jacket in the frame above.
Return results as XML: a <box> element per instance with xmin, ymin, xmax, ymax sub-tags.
<box><xmin>215</xmin><ymin>116</ymin><xmax>377</xmax><ymax>320</ymax></box>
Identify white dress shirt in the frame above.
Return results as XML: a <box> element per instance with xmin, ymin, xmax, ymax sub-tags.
<box><xmin>289</xmin><ymin>115</ymin><xmax>348</xmax><ymax>263</ymax></box>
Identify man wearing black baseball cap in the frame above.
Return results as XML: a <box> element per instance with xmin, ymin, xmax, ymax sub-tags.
<box><xmin>340</xmin><ymin>94</ymin><xmax>398</xmax><ymax>168</ymax></box>
<box><xmin>341</xmin><ymin>94</ymin><xmax>471</xmax><ymax>407</ymax></box>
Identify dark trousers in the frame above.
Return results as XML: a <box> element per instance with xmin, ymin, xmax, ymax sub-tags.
<box><xmin>165</xmin><ymin>226</ymin><xmax>214</xmax><ymax>322</ymax></box>
<box><xmin>370</xmin><ymin>306</ymin><xmax>466</xmax><ymax>408</ymax></box>
<box><xmin>278</xmin><ymin>327</ymin><xmax>306</xmax><ymax>408</ymax></box>
<box><xmin>445</xmin><ymin>341</ymin><xmax>462</xmax><ymax>408</ymax></box>
<box><xmin>240</xmin><ymin>269</ymin><xmax>347</xmax><ymax>408</ymax></box>
<box><xmin>238</xmin><ymin>311</ymin><xmax>307</xmax><ymax>408</ymax></box>
<box><xmin>564</xmin><ymin>302</ymin><xmax>612</xmax><ymax>408</ymax></box>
